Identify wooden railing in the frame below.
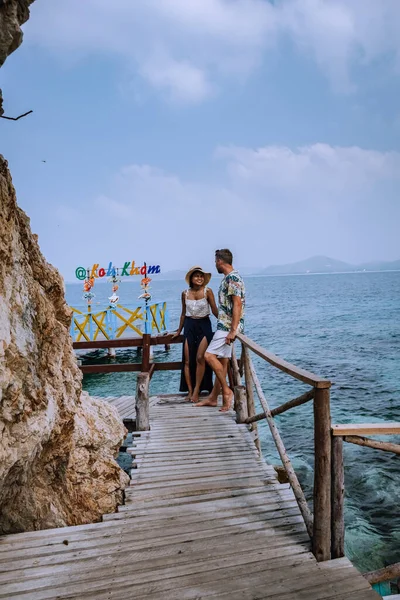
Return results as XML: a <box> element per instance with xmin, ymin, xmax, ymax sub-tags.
<box><xmin>235</xmin><ymin>333</ymin><xmax>332</xmax><ymax>562</ymax></box>
<box><xmin>74</xmin><ymin>331</ymin><xmax>399</xmax><ymax>570</ymax></box>
<box><xmin>331</xmin><ymin>423</ymin><xmax>400</xmax><ymax>589</ymax></box>
<box><xmin>234</xmin><ymin>333</ymin><xmax>400</xmax><ymax>570</ymax></box>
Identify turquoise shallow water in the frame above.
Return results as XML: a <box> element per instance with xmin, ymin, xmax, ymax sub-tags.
<box><xmin>66</xmin><ymin>271</ymin><xmax>400</xmax><ymax>574</ymax></box>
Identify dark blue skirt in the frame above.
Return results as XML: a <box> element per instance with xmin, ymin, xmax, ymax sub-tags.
<box><xmin>179</xmin><ymin>316</ymin><xmax>214</xmax><ymax>393</ymax></box>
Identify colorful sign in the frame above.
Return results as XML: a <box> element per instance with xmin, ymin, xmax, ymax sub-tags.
<box><xmin>75</xmin><ymin>261</ymin><xmax>161</xmax><ymax>281</ymax></box>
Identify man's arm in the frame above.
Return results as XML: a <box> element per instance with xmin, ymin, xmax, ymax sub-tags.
<box><xmin>226</xmin><ymin>296</ymin><xmax>241</xmax><ymax>345</ymax></box>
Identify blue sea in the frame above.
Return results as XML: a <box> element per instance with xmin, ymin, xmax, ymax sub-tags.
<box><xmin>66</xmin><ymin>271</ymin><xmax>400</xmax><ymax>575</ymax></box>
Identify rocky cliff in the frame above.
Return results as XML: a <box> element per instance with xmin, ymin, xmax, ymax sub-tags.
<box><xmin>0</xmin><ymin>157</ymin><xmax>129</xmax><ymax>533</ymax></box>
<box><xmin>0</xmin><ymin>0</ymin><xmax>35</xmax><ymax>115</ymax></box>
<box><xmin>0</xmin><ymin>1</ymin><xmax>130</xmax><ymax>533</ymax></box>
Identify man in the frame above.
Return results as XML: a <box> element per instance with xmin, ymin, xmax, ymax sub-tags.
<box><xmin>196</xmin><ymin>248</ymin><xmax>245</xmax><ymax>412</ymax></box>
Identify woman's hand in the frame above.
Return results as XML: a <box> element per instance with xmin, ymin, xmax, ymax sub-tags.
<box><xmin>171</xmin><ymin>330</ymin><xmax>181</xmax><ymax>340</ymax></box>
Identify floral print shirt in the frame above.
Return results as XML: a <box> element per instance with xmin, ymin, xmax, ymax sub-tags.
<box><xmin>217</xmin><ymin>270</ymin><xmax>245</xmax><ymax>333</ymax></box>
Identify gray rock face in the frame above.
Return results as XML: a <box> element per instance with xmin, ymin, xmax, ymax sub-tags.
<box><xmin>0</xmin><ymin>0</ymin><xmax>35</xmax><ymax>114</ymax></box>
<box><xmin>0</xmin><ymin>156</ymin><xmax>129</xmax><ymax>534</ymax></box>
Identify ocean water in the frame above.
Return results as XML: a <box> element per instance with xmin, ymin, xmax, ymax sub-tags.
<box><xmin>66</xmin><ymin>271</ymin><xmax>400</xmax><ymax>574</ymax></box>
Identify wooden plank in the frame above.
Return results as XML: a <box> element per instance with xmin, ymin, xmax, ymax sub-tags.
<box><xmin>344</xmin><ymin>435</ymin><xmax>400</xmax><ymax>455</ymax></box>
<box><xmin>83</xmin><ymin>551</ymin><xmax>315</xmax><ymax>599</ymax></box>
<box><xmin>0</xmin><ymin>523</ymin><xmax>308</xmax><ymax>586</ymax></box>
<box><xmin>129</xmin><ymin>461</ymin><xmax>275</xmax><ymax>476</ymax></box>
<box><xmin>0</xmin><ymin>524</ymin><xmax>308</xmax><ymax>579</ymax></box>
<box><xmin>130</xmin><ymin>468</ymin><xmax>275</xmax><ymax>485</ymax></box>
<box><xmin>80</xmin><ymin>363</ymin><xmax>141</xmax><ymax>374</ymax></box>
<box><xmin>332</xmin><ymin>423</ymin><xmax>400</xmax><ymax>436</ymax></box>
<box><xmin>238</xmin><ymin>333</ymin><xmax>331</xmax><ymax>388</ymax></box>
<box><xmin>45</xmin><ymin>557</ymin><xmax>371</xmax><ymax>600</ymax></box>
<box><xmin>153</xmin><ymin>361</ymin><xmax>182</xmax><ymax>371</ymax></box>
<box><xmin>0</xmin><ymin>542</ymin><xmax>312</xmax><ymax>599</ymax></box>
<box><xmin>128</xmin><ymin>474</ymin><xmax>278</xmax><ymax>491</ymax></box>
<box><xmin>126</xmin><ymin>561</ymin><xmax>370</xmax><ymax>600</ymax></box>
<box><xmin>0</xmin><ymin>510</ymin><xmax>301</xmax><ymax>563</ymax></box>
<box><xmin>106</xmin><ymin>487</ymin><xmax>292</xmax><ymax>518</ymax></box>
<box><xmin>0</xmin><ymin>518</ymin><xmax>308</xmax><ymax>570</ymax></box>
<box><xmin>73</xmin><ymin>337</ymin><xmax>143</xmax><ymax>349</ymax></box>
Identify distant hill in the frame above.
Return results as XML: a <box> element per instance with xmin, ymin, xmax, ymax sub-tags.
<box><xmin>156</xmin><ymin>256</ymin><xmax>400</xmax><ymax>280</ymax></box>
<box><xmin>258</xmin><ymin>256</ymin><xmax>354</xmax><ymax>275</ymax></box>
<box><xmin>256</xmin><ymin>255</ymin><xmax>400</xmax><ymax>276</ymax></box>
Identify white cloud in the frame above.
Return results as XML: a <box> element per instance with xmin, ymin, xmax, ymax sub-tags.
<box><xmin>216</xmin><ymin>143</ymin><xmax>400</xmax><ymax>197</ymax></box>
<box><xmin>54</xmin><ymin>142</ymin><xmax>399</xmax><ymax>271</ymax></box>
<box><xmin>140</xmin><ymin>55</ymin><xmax>214</xmax><ymax>104</ymax></box>
<box><xmin>25</xmin><ymin>0</ymin><xmax>400</xmax><ymax>103</ymax></box>
<box><xmin>279</xmin><ymin>0</ymin><xmax>400</xmax><ymax>92</ymax></box>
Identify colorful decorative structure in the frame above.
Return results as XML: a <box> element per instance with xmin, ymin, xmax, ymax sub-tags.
<box><xmin>82</xmin><ymin>275</ymin><xmax>95</xmax><ymax>304</ymax></box>
<box><xmin>108</xmin><ymin>272</ymin><xmax>121</xmax><ymax>305</ymax></box>
<box><xmin>70</xmin><ymin>260</ymin><xmax>167</xmax><ymax>341</ymax></box>
<box><xmin>75</xmin><ymin>261</ymin><xmax>161</xmax><ymax>281</ymax></box>
<box><xmin>70</xmin><ymin>302</ymin><xmax>168</xmax><ymax>342</ymax></box>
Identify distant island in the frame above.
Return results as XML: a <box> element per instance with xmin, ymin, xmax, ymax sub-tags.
<box><xmin>255</xmin><ymin>255</ymin><xmax>400</xmax><ymax>276</ymax></box>
<box><xmin>158</xmin><ymin>256</ymin><xmax>400</xmax><ymax>280</ymax></box>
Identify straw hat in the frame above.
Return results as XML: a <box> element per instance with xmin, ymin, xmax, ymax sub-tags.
<box><xmin>185</xmin><ymin>266</ymin><xmax>212</xmax><ymax>286</ymax></box>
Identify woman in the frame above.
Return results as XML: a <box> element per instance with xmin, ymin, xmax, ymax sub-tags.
<box><xmin>173</xmin><ymin>266</ymin><xmax>218</xmax><ymax>403</ymax></box>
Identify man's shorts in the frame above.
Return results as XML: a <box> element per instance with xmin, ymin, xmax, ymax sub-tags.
<box><xmin>206</xmin><ymin>330</ymin><xmax>232</xmax><ymax>359</ymax></box>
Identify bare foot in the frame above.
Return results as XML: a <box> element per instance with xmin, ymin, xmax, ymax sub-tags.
<box><xmin>191</xmin><ymin>392</ymin><xmax>200</xmax><ymax>403</ymax></box>
<box><xmin>184</xmin><ymin>393</ymin><xmax>193</xmax><ymax>402</ymax></box>
<box><xmin>219</xmin><ymin>392</ymin><xmax>233</xmax><ymax>412</ymax></box>
<box><xmin>195</xmin><ymin>397</ymin><xmax>218</xmax><ymax>407</ymax></box>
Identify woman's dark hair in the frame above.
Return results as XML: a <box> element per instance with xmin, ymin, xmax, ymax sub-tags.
<box><xmin>215</xmin><ymin>249</ymin><xmax>233</xmax><ymax>265</ymax></box>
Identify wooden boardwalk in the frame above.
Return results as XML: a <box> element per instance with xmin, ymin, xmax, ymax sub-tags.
<box><xmin>93</xmin><ymin>394</ymin><xmax>137</xmax><ymax>420</ymax></box>
<box><xmin>0</xmin><ymin>395</ymin><xmax>382</xmax><ymax>600</ymax></box>
<box><xmin>92</xmin><ymin>394</ymin><xmax>160</xmax><ymax>421</ymax></box>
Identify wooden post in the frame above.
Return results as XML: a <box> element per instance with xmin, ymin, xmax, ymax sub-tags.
<box><xmin>234</xmin><ymin>385</ymin><xmax>248</xmax><ymax>423</ymax></box>
<box><xmin>231</xmin><ymin>347</ymin><xmax>242</xmax><ymax>387</ymax></box>
<box><xmin>142</xmin><ymin>334</ymin><xmax>151</xmax><ymax>373</ymax></box>
<box><xmin>313</xmin><ymin>386</ymin><xmax>332</xmax><ymax>562</ymax></box>
<box><xmin>331</xmin><ymin>434</ymin><xmax>345</xmax><ymax>558</ymax></box>
<box><xmin>249</xmin><ymin>359</ymin><xmax>314</xmax><ymax>538</ymax></box>
<box><xmin>227</xmin><ymin>362</ymin><xmax>234</xmax><ymax>392</ymax></box>
<box><xmin>136</xmin><ymin>372</ymin><xmax>150</xmax><ymax>431</ymax></box>
<box><xmin>243</xmin><ymin>346</ymin><xmax>261</xmax><ymax>453</ymax></box>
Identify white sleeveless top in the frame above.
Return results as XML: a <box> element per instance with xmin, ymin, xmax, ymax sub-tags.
<box><xmin>185</xmin><ymin>287</ymin><xmax>210</xmax><ymax>318</ymax></box>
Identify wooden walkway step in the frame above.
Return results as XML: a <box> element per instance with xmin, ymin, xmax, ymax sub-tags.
<box><xmin>0</xmin><ymin>395</ymin><xmax>382</xmax><ymax>599</ymax></box>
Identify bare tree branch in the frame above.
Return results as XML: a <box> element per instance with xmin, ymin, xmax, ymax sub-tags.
<box><xmin>0</xmin><ymin>110</ymin><xmax>33</xmax><ymax>121</ymax></box>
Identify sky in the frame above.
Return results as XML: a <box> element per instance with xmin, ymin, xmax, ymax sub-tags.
<box><xmin>1</xmin><ymin>0</ymin><xmax>400</xmax><ymax>281</ymax></box>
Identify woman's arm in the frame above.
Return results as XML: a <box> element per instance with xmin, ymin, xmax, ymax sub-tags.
<box><xmin>172</xmin><ymin>291</ymin><xmax>186</xmax><ymax>337</ymax></box>
<box><xmin>206</xmin><ymin>288</ymin><xmax>219</xmax><ymax>319</ymax></box>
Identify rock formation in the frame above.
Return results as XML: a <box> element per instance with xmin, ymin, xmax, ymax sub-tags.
<box><xmin>0</xmin><ymin>157</ymin><xmax>129</xmax><ymax>533</ymax></box>
<box><xmin>0</xmin><ymin>0</ymin><xmax>36</xmax><ymax>115</ymax></box>
<box><xmin>0</xmin><ymin>2</ymin><xmax>130</xmax><ymax>533</ymax></box>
